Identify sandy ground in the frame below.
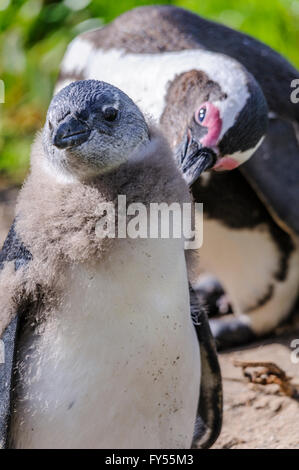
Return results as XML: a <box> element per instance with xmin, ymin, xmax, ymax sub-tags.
<box><xmin>0</xmin><ymin>186</ymin><xmax>298</xmax><ymax>449</ymax></box>
<box><xmin>214</xmin><ymin>324</ymin><xmax>299</xmax><ymax>449</ymax></box>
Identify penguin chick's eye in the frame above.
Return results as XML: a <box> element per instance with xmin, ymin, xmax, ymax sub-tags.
<box><xmin>103</xmin><ymin>107</ymin><xmax>118</xmax><ymax>122</ymax></box>
<box><xmin>197</xmin><ymin>107</ymin><xmax>206</xmax><ymax>123</ymax></box>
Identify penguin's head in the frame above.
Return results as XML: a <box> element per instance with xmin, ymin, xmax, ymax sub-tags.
<box><xmin>161</xmin><ymin>60</ymin><xmax>268</xmax><ymax>186</ymax></box>
<box><xmin>43</xmin><ymin>79</ymin><xmax>149</xmax><ymax>181</ymax></box>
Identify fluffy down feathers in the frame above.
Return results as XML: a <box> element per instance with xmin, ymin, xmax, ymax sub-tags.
<box><xmin>0</xmin><ymin>125</ymin><xmax>190</xmax><ymax>335</ymax></box>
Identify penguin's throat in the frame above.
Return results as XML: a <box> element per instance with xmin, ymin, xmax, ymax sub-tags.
<box><xmin>213</xmin><ymin>156</ymin><xmax>240</xmax><ymax>171</ymax></box>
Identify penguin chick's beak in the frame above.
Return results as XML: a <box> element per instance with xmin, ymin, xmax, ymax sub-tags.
<box><xmin>177</xmin><ymin>129</ymin><xmax>217</xmax><ymax>187</ymax></box>
<box><xmin>53</xmin><ymin>116</ymin><xmax>91</xmax><ymax>149</ymax></box>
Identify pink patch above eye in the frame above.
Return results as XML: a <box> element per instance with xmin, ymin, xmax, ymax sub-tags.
<box><xmin>195</xmin><ymin>102</ymin><xmax>222</xmax><ymax>147</ymax></box>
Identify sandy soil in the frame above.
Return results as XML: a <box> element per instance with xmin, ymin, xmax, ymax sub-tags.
<box><xmin>214</xmin><ymin>323</ymin><xmax>299</xmax><ymax>449</ymax></box>
<box><xmin>0</xmin><ymin>186</ymin><xmax>298</xmax><ymax>449</ymax></box>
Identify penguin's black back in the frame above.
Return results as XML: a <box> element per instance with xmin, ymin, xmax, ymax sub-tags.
<box><xmin>83</xmin><ymin>5</ymin><xmax>299</xmax><ymax>123</ymax></box>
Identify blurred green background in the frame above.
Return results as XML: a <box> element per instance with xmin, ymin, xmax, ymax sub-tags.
<box><xmin>0</xmin><ymin>0</ymin><xmax>298</xmax><ymax>183</ymax></box>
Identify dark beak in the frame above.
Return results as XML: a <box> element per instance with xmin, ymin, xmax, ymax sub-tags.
<box><xmin>176</xmin><ymin>130</ymin><xmax>217</xmax><ymax>187</ymax></box>
<box><xmin>53</xmin><ymin>116</ymin><xmax>90</xmax><ymax>149</ymax></box>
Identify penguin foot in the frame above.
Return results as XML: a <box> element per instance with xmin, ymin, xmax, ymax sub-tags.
<box><xmin>209</xmin><ymin>316</ymin><xmax>256</xmax><ymax>350</ymax></box>
<box><xmin>193</xmin><ymin>275</ymin><xmax>232</xmax><ymax>317</ymax></box>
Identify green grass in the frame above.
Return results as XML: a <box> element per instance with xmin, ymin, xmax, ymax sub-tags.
<box><xmin>0</xmin><ymin>0</ymin><xmax>298</xmax><ymax>182</ymax></box>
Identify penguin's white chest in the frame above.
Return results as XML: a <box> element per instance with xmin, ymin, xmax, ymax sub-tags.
<box><xmin>11</xmin><ymin>238</ymin><xmax>200</xmax><ymax>449</ymax></box>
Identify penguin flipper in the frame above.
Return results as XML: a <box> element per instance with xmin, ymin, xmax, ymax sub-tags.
<box><xmin>0</xmin><ymin>316</ymin><xmax>19</xmax><ymax>448</ymax></box>
<box><xmin>241</xmin><ymin>117</ymin><xmax>299</xmax><ymax>236</ymax></box>
<box><xmin>189</xmin><ymin>285</ymin><xmax>223</xmax><ymax>449</ymax></box>
<box><xmin>0</xmin><ymin>220</ymin><xmax>32</xmax><ymax>448</ymax></box>
<box><xmin>209</xmin><ymin>316</ymin><xmax>256</xmax><ymax>351</ymax></box>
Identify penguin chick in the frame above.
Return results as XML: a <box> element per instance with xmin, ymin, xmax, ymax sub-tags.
<box><xmin>0</xmin><ymin>80</ymin><xmax>205</xmax><ymax>449</ymax></box>
<box><xmin>43</xmin><ymin>79</ymin><xmax>149</xmax><ymax>182</ymax></box>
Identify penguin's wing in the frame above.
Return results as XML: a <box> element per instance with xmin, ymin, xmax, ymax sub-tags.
<box><xmin>0</xmin><ymin>220</ymin><xmax>32</xmax><ymax>448</ymax></box>
<box><xmin>189</xmin><ymin>285</ymin><xmax>222</xmax><ymax>449</ymax></box>
<box><xmin>240</xmin><ymin>117</ymin><xmax>299</xmax><ymax>236</ymax></box>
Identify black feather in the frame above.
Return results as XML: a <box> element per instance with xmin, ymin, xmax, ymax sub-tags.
<box><xmin>189</xmin><ymin>285</ymin><xmax>223</xmax><ymax>449</ymax></box>
<box><xmin>0</xmin><ymin>220</ymin><xmax>32</xmax><ymax>272</ymax></box>
<box><xmin>0</xmin><ymin>219</ymin><xmax>32</xmax><ymax>448</ymax></box>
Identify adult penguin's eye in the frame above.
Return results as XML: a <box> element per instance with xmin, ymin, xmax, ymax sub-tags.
<box><xmin>197</xmin><ymin>107</ymin><xmax>206</xmax><ymax>123</ymax></box>
<box><xmin>103</xmin><ymin>107</ymin><xmax>118</xmax><ymax>122</ymax></box>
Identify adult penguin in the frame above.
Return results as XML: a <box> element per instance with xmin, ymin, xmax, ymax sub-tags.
<box><xmin>55</xmin><ymin>5</ymin><xmax>299</xmax><ymax>349</ymax></box>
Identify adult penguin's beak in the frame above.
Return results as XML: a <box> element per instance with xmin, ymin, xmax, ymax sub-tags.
<box><xmin>177</xmin><ymin>129</ymin><xmax>217</xmax><ymax>187</ymax></box>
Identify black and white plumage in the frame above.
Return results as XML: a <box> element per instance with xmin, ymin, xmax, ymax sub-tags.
<box><xmin>57</xmin><ymin>23</ymin><xmax>268</xmax><ymax>179</ymax></box>
<box><xmin>0</xmin><ymin>222</ymin><xmax>32</xmax><ymax>448</ymax></box>
<box><xmin>56</xmin><ymin>5</ymin><xmax>299</xmax><ymax>348</ymax></box>
<box><xmin>0</xmin><ymin>80</ymin><xmax>222</xmax><ymax>448</ymax></box>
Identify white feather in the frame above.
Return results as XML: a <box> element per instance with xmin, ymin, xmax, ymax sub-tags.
<box><xmin>11</xmin><ymin>237</ymin><xmax>201</xmax><ymax>449</ymax></box>
<box><xmin>58</xmin><ymin>40</ymin><xmax>250</xmax><ymax>139</ymax></box>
